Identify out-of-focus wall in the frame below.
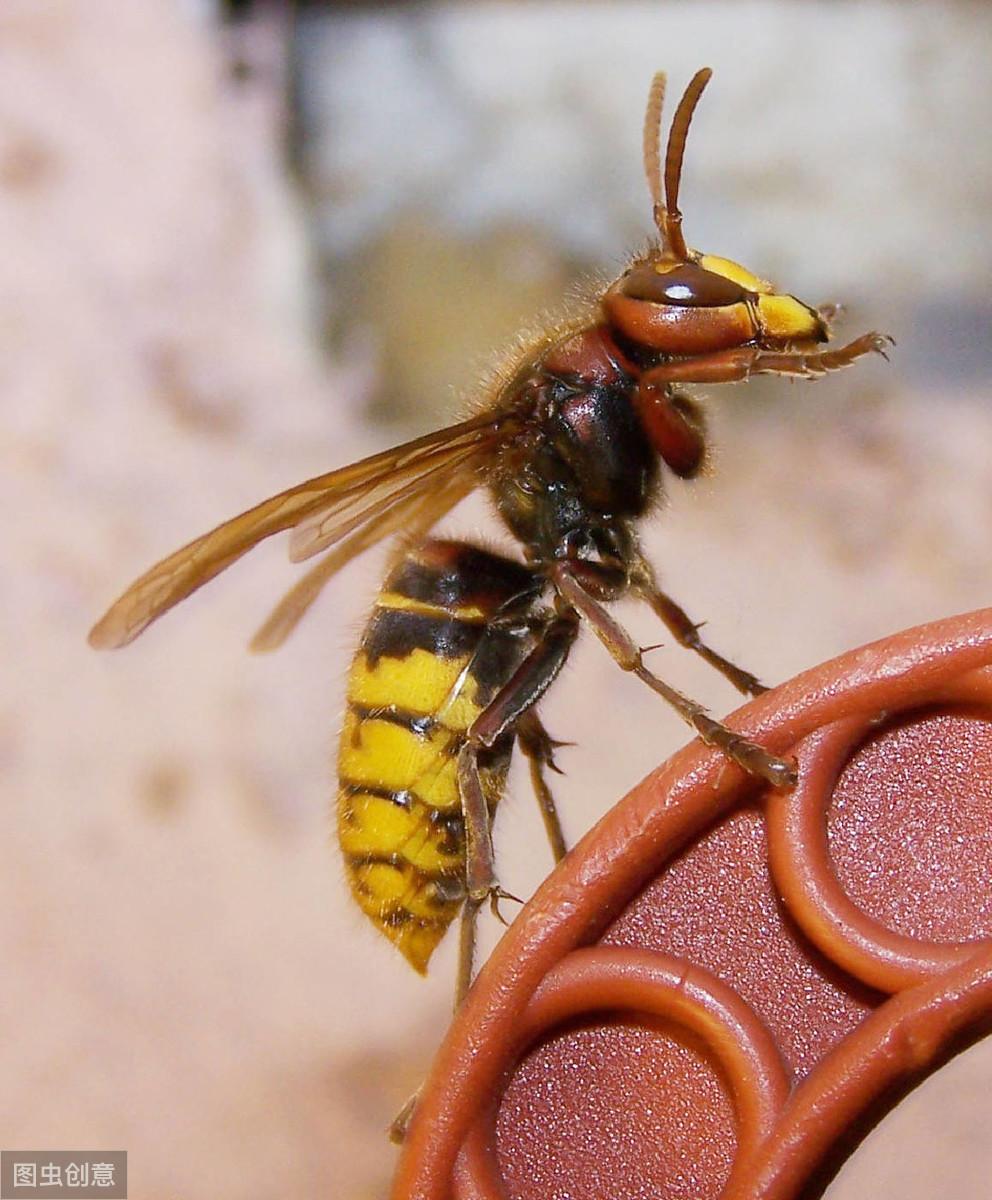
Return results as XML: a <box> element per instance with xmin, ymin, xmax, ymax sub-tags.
<box><xmin>295</xmin><ymin>2</ymin><xmax>992</xmax><ymax>421</ymax></box>
<box><xmin>3</xmin><ymin>2</ymin><xmax>992</xmax><ymax>1198</ymax></box>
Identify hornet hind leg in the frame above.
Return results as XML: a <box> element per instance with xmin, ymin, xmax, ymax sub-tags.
<box><xmin>389</xmin><ymin>612</ymin><xmax>578</xmax><ymax>1144</ymax></box>
<box><xmin>455</xmin><ymin>611</ymin><xmax>578</xmax><ymax>990</ymax></box>
<box><xmin>517</xmin><ymin>710</ymin><xmax>569</xmax><ymax>863</ymax></box>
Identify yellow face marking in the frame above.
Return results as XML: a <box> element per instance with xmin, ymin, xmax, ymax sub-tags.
<box><xmin>756</xmin><ymin>293</ymin><xmax>822</xmax><ymax>340</ymax></box>
<box><xmin>348</xmin><ymin>648</ymin><xmax>480</xmax><ymax>725</ymax></box>
<box><xmin>376</xmin><ymin>591</ymin><xmax>487</xmax><ymax>622</ymax></box>
<box><xmin>698</xmin><ymin>254</ymin><xmax>774</xmax><ymax>294</ymax></box>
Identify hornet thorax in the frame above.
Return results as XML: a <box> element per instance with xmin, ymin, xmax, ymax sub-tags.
<box><xmin>488</xmin><ymin>326</ymin><xmax>658</xmax><ymax>599</ymax></box>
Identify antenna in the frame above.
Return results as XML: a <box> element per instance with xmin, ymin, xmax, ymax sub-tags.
<box><xmin>641</xmin><ymin>68</ymin><xmax>713</xmax><ymax>260</ymax></box>
<box><xmin>663</xmin><ymin>67</ymin><xmax>712</xmax><ymax>260</ymax></box>
<box><xmin>643</xmin><ymin>71</ymin><xmax>667</xmax><ymax>241</ymax></box>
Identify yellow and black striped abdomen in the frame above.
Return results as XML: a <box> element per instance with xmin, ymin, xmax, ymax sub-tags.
<box><xmin>337</xmin><ymin>540</ymin><xmax>542</xmax><ymax>973</ymax></box>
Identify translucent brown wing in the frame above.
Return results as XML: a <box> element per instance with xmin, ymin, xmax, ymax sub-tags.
<box><xmin>288</xmin><ymin>439</ymin><xmax>481</xmax><ymax>562</ymax></box>
<box><xmin>88</xmin><ymin>412</ymin><xmax>505</xmax><ymax>649</ymax></box>
<box><xmin>249</xmin><ymin>470</ymin><xmax>478</xmax><ymax>653</ymax></box>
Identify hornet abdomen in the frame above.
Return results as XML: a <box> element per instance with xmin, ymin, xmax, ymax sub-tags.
<box><xmin>337</xmin><ymin>540</ymin><xmax>542</xmax><ymax>972</ymax></box>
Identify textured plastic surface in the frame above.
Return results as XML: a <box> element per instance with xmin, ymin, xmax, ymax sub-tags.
<box><xmin>391</xmin><ymin>609</ymin><xmax>992</xmax><ymax>1200</ymax></box>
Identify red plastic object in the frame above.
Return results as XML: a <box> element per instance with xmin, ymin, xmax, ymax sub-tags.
<box><xmin>391</xmin><ymin>609</ymin><xmax>992</xmax><ymax>1200</ymax></box>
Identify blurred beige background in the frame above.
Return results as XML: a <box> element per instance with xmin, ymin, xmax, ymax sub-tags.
<box><xmin>3</xmin><ymin>2</ymin><xmax>992</xmax><ymax>1197</ymax></box>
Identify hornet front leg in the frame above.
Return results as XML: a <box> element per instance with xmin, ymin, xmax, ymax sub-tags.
<box><xmin>637</xmin><ymin>331</ymin><xmax>892</xmax><ymax>387</ymax></box>
<box><xmin>553</xmin><ymin>566</ymin><xmax>796</xmax><ymax>790</ymax></box>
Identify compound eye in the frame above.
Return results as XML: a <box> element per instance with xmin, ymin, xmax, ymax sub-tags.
<box><xmin>621</xmin><ymin>261</ymin><xmax>749</xmax><ymax>308</ymax></box>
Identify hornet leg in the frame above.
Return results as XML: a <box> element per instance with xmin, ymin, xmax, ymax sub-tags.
<box><xmin>554</xmin><ymin>566</ymin><xmax>796</xmax><ymax>790</ymax></box>
<box><xmin>636</xmin><ymin>331</ymin><xmax>892</xmax><ymax>387</ymax></box>
<box><xmin>517</xmin><ymin>710</ymin><xmax>569</xmax><ymax>863</ymax></box>
<box><xmin>632</xmin><ymin>559</ymin><xmax>767</xmax><ymax>698</ymax></box>
<box><xmin>388</xmin><ymin>613</ymin><xmax>578</xmax><ymax>1145</ymax></box>
<box><xmin>456</xmin><ymin>612</ymin><xmax>580</xmax><ymax>977</ymax></box>
<box><xmin>387</xmin><ymin>897</ymin><xmax>486</xmax><ymax>1141</ymax></box>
